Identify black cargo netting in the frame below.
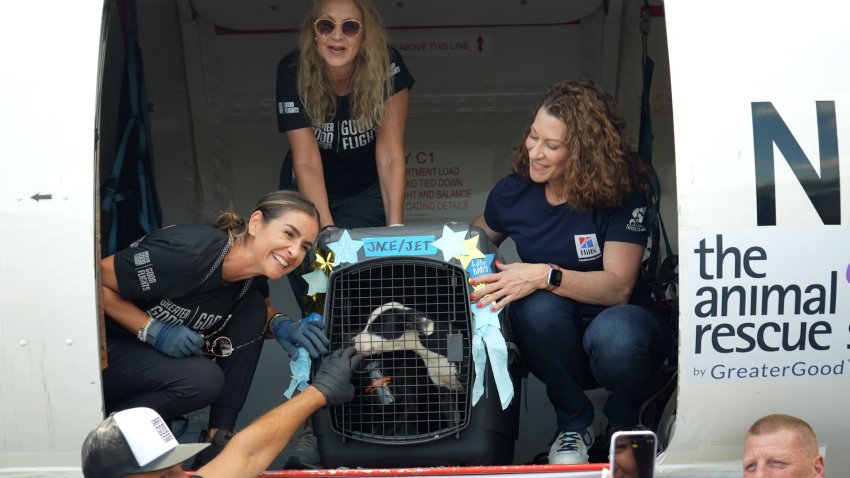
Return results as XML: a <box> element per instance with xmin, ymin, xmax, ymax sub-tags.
<box><xmin>326</xmin><ymin>258</ymin><xmax>472</xmax><ymax>444</ymax></box>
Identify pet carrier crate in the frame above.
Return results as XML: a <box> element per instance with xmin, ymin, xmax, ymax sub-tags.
<box><xmin>306</xmin><ymin>223</ymin><xmax>522</xmax><ymax>467</ymax></box>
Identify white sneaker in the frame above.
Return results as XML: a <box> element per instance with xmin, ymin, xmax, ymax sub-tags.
<box><xmin>548</xmin><ymin>429</ymin><xmax>595</xmax><ymax>464</ymax></box>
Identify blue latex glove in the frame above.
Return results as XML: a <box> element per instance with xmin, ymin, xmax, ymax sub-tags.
<box><xmin>144</xmin><ymin>320</ymin><xmax>203</xmax><ymax>357</ymax></box>
<box><xmin>271</xmin><ymin>312</ymin><xmax>330</xmax><ymax>360</ymax></box>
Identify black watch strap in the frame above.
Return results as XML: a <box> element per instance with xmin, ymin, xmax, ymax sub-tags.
<box><xmin>547</xmin><ymin>264</ymin><xmax>562</xmax><ymax>289</ymax></box>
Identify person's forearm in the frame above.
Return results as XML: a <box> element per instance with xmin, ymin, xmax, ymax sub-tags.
<box><xmin>377</xmin><ymin>153</ymin><xmax>406</xmax><ymax>225</ymax></box>
<box><xmin>552</xmin><ymin>242</ymin><xmax>644</xmax><ymax>306</ymax></box>
<box><xmin>199</xmin><ymin>386</ymin><xmax>327</xmax><ymax>478</ymax></box>
<box><xmin>101</xmin><ymin>286</ymin><xmax>151</xmax><ymax>335</ymax></box>
<box><xmin>551</xmin><ymin>269</ymin><xmax>635</xmax><ymax>306</ymax></box>
<box><xmin>375</xmin><ymin>89</ymin><xmax>409</xmax><ymax>226</ymax></box>
<box><xmin>101</xmin><ymin>256</ymin><xmax>150</xmax><ymax>335</ymax></box>
<box><xmin>293</xmin><ymin>163</ymin><xmax>334</xmax><ymax>227</ymax></box>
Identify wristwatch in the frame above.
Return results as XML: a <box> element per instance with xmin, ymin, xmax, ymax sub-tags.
<box><xmin>546</xmin><ymin>264</ymin><xmax>562</xmax><ymax>290</ymax></box>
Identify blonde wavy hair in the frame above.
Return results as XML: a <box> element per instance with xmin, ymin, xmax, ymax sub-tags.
<box><xmin>296</xmin><ymin>0</ymin><xmax>394</xmax><ymax>129</ymax></box>
<box><xmin>510</xmin><ymin>79</ymin><xmax>653</xmax><ymax>211</ymax></box>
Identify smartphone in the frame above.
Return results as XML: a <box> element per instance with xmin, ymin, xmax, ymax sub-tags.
<box><xmin>609</xmin><ymin>430</ymin><xmax>657</xmax><ymax>478</ymax></box>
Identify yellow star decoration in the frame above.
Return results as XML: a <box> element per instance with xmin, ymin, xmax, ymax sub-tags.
<box><xmin>471</xmin><ymin>282</ymin><xmax>487</xmax><ymax>292</ymax></box>
<box><xmin>300</xmin><ymin>293</ymin><xmax>325</xmax><ymax>316</ymax></box>
<box><xmin>454</xmin><ymin>236</ymin><xmax>486</xmax><ymax>269</ymax></box>
<box><xmin>312</xmin><ymin>248</ymin><xmax>335</xmax><ymax>275</ymax></box>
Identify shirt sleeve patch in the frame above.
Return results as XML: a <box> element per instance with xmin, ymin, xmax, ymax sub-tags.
<box><xmin>626</xmin><ymin>206</ymin><xmax>647</xmax><ymax>233</ymax></box>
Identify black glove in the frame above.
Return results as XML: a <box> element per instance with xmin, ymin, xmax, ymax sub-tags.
<box><xmin>311</xmin><ymin>347</ymin><xmax>363</xmax><ymax>406</ymax></box>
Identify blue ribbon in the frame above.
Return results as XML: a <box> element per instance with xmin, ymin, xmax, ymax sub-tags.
<box><xmin>471</xmin><ymin>309</ymin><xmax>514</xmax><ymax>409</ymax></box>
<box><xmin>283</xmin><ymin>348</ymin><xmax>311</xmax><ymax>398</ymax></box>
<box><xmin>282</xmin><ymin>312</ymin><xmax>323</xmax><ymax>399</ymax></box>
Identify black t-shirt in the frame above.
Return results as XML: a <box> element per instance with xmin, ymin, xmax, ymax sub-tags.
<box><xmin>275</xmin><ymin>47</ymin><xmax>415</xmax><ymax>196</ymax></box>
<box><xmin>109</xmin><ymin>224</ymin><xmax>269</xmax><ymax>337</ymax></box>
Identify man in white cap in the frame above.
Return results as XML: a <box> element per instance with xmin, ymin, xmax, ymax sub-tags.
<box><xmin>81</xmin><ymin>347</ymin><xmax>362</xmax><ymax>477</ymax></box>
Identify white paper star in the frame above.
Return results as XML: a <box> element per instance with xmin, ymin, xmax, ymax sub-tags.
<box><xmin>431</xmin><ymin>224</ymin><xmax>468</xmax><ymax>261</ymax></box>
<box><xmin>327</xmin><ymin>230</ymin><xmax>363</xmax><ymax>264</ymax></box>
<box><xmin>303</xmin><ymin>269</ymin><xmax>329</xmax><ymax>295</ymax></box>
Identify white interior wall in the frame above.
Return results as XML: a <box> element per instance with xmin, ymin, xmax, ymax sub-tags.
<box><xmin>128</xmin><ymin>0</ymin><xmax>676</xmax><ymax>466</ymax></box>
<box><xmin>0</xmin><ymin>0</ymin><xmax>104</xmax><ymax>471</ymax></box>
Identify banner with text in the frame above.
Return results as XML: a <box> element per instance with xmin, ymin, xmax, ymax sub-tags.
<box><xmin>686</xmin><ymin>228</ymin><xmax>850</xmax><ymax>383</ymax></box>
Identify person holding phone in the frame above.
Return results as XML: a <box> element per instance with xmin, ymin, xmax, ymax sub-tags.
<box><xmin>100</xmin><ymin>190</ymin><xmax>330</xmax><ymax>469</ymax></box>
<box><xmin>610</xmin><ymin>432</ymin><xmax>656</xmax><ymax>478</ymax></box>
<box><xmin>471</xmin><ymin>80</ymin><xmax>671</xmax><ymax>464</ymax></box>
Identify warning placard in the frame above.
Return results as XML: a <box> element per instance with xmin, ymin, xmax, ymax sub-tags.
<box><xmin>390</xmin><ymin>33</ymin><xmax>492</xmax><ymax>58</ymax></box>
<box><xmin>404</xmin><ymin>148</ymin><xmax>493</xmax><ymax>222</ymax></box>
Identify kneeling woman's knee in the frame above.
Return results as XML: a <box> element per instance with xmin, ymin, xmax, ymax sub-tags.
<box><xmin>584</xmin><ymin>306</ymin><xmax>662</xmax><ymax>359</ymax></box>
<box><xmin>173</xmin><ymin>358</ymin><xmax>225</xmax><ymax>404</ymax></box>
<box><xmin>509</xmin><ymin>291</ymin><xmax>574</xmax><ymax>335</ymax></box>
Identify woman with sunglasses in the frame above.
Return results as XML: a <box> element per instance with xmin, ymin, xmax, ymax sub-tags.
<box><xmin>275</xmin><ymin>0</ymin><xmax>414</xmax><ymax>307</ymax></box>
<box><xmin>99</xmin><ymin>190</ymin><xmax>330</xmax><ymax>469</ymax></box>
<box><xmin>276</xmin><ymin>0</ymin><xmax>413</xmax><ymax>230</ymax></box>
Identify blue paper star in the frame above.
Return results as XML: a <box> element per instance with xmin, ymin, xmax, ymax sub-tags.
<box><xmin>327</xmin><ymin>230</ymin><xmax>363</xmax><ymax>265</ymax></box>
<box><xmin>467</xmin><ymin>253</ymin><xmax>495</xmax><ymax>279</ymax></box>
<box><xmin>303</xmin><ymin>269</ymin><xmax>329</xmax><ymax>295</ymax></box>
<box><xmin>431</xmin><ymin>224</ymin><xmax>468</xmax><ymax>261</ymax></box>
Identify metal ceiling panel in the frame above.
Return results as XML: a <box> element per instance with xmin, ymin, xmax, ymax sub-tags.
<box><xmin>190</xmin><ymin>0</ymin><xmax>604</xmax><ymax>31</ymax></box>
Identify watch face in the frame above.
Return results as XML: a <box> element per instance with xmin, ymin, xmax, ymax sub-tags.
<box><xmin>548</xmin><ymin>268</ymin><xmax>563</xmax><ymax>287</ymax></box>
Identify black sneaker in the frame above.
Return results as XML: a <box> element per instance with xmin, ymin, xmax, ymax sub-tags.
<box><xmin>190</xmin><ymin>428</ymin><xmax>233</xmax><ymax>470</ymax></box>
<box><xmin>284</xmin><ymin>426</ymin><xmax>321</xmax><ymax>469</ymax></box>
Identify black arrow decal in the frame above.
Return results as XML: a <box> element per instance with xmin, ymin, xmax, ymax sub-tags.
<box><xmin>30</xmin><ymin>193</ymin><xmax>53</xmax><ymax>201</ymax></box>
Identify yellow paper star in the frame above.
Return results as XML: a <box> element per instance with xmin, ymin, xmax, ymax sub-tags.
<box><xmin>312</xmin><ymin>248</ymin><xmax>335</xmax><ymax>275</ymax></box>
<box><xmin>455</xmin><ymin>236</ymin><xmax>486</xmax><ymax>268</ymax></box>
<box><xmin>300</xmin><ymin>293</ymin><xmax>325</xmax><ymax>316</ymax></box>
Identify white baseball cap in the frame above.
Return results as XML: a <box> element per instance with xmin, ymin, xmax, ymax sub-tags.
<box><xmin>81</xmin><ymin>407</ymin><xmax>209</xmax><ymax>477</ymax></box>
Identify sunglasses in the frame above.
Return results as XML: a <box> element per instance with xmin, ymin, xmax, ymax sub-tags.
<box><xmin>203</xmin><ymin>314</ymin><xmax>265</xmax><ymax>358</ymax></box>
<box><xmin>313</xmin><ymin>18</ymin><xmax>362</xmax><ymax>38</ymax></box>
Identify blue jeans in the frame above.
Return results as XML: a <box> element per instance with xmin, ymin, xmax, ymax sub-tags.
<box><xmin>509</xmin><ymin>290</ymin><xmax>670</xmax><ymax>433</ymax></box>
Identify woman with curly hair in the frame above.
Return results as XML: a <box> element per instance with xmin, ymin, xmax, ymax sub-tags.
<box><xmin>471</xmin><ymin>80</ymin><xmax>670</xmax><ymax>465</ymax></box>
<box><xmin>275</xmin><ymin>0</ymin><xmax>413</xmax><ymax>232</ymax></box>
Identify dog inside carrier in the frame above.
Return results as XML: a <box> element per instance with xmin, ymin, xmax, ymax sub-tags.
<box><xmin>307</xmin><ymin>223</ymin><xmax>523</xmax><ymax>467</ymax></box>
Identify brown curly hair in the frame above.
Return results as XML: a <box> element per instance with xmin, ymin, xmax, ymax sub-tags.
<box><xmin>510</xmin><ymin>79</ymin><xmax>653</xmax><ymax>210</ymax></box>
